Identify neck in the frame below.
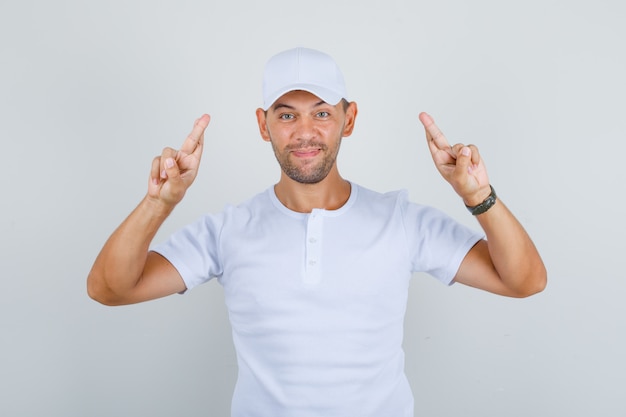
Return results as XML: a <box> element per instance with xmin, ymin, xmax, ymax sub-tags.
<box><xmin>274</xmin><ymin>169</ymin><xmax>351</xmax><ymax>213</ymax></box>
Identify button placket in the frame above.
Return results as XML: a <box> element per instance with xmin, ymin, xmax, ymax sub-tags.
<box><xmin>304</xmin><ymin>211</ymin><xmax>323</xmax><ymax>285</ymax></box>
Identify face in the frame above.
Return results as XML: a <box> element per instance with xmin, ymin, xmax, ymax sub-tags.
<box><xmin>256</xmin><ymin>90</ymin><xmax>357</xmax><ymax>184</ymax></box>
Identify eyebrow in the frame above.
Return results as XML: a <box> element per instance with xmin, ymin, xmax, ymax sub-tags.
<box><xmin>271</xmin><ymin>100</ymin><xmax>327</xmax><ymax>112</ymax></box>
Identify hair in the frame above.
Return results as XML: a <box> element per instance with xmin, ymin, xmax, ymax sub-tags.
<box><xmin>340</xmin><ymin>98</ymin><xmax>349</xmax><ymax>112</ymax></box>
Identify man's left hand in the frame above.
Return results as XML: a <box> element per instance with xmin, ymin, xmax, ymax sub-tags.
<box><xmin>419</xmin><ymin>112</ymin><xmax>491</xmax><ymax>206</ymax></box>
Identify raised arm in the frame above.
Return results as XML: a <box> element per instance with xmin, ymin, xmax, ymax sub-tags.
<box><xmin>418</xmin><ymin>112</ymin><xmax>546</xmax><ymax>297</ymax></box>
<box><xmin>87</xmin><ymin>114</ymin><xmax>211</xmax><ymax>305</ymax></box>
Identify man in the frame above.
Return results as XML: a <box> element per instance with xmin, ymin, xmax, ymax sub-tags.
<box><xmin>88</xmin><ymin>47</ymin><xmax>546</xmax><ymax>416</ymax></box>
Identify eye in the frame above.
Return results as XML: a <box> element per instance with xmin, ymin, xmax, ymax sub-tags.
<box><xmin>279</xmin><ymin>113</ymin><xmax>295</xmax><ymax>120</ymax></box>
<box><xmin>316</xmin><ymin>111</ymin><xmax>330</xmax><ymax>118</ymax></box>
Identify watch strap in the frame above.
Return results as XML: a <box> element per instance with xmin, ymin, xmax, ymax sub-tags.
<box><xmin>465</xmin><ymin>185</ymin><xmax>497</xmax><ymax>215</ymax></box>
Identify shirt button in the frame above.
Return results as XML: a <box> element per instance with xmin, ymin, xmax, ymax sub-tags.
<box><xmin>308</xmin><ymin>237</ymin><xmax>317</xmax><ymax>243</ymax></box>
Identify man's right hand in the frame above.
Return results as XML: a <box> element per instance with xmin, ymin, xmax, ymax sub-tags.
<box><xmin>148</xmin><ymin>114</ymin><xmax>211</xmax><ymax>207</ymax></box>
<box><xmin>88</xmin><ymin>114</ymin><xmax>211</xmax><ymax>305</ymax></box>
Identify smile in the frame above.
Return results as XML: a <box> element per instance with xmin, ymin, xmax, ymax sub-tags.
<box><xmin>291</xmin><ymin>148</ymin><xmax>321</xmax><ymax>158</ymax></box>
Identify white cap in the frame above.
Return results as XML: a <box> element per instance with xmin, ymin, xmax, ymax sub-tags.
<box><xmin>262</xmin><ymin>47</ymin><xmax>348</xmax><ymax>110</ymax></box>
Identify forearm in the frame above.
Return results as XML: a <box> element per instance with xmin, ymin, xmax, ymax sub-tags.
<box><xmin>475</xmin><ymin>199</ymin><xmax>547</xmax><ymax>296</ymax></box>
<box><xmin>87</xmin><ymin>196</ymin><xmax>174</xmax><ymax>304</ymax></box>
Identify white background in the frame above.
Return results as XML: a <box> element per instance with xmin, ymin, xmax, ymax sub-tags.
<box><xmin>1</xmin><ymin>0</ymin><xmax>625</xmax><ymax>416</ymax></box>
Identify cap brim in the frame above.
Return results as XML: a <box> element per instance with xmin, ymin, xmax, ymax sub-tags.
<box><xmin>263</xmin><ymin>84</ymin><xmax>344</xmax><ymax>111</ymax></box>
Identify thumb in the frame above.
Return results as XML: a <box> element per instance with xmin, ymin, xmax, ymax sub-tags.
<box><xmin>162</xmin><ymin>156</ymin><xmax>183</xmax><ymax>185</ymax></box>
<box><xmin>160</xmin><ymin>156</ymin><xmax>189</xmax><ymax>203</ymax></box>
<box><xmin>456</xmin><ymin>146</ymin><xmax>473</xmax><ymax>174</ymax></box>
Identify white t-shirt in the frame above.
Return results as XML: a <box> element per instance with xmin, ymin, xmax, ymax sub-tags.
<box><xmin>153</xmin><ymin>183</ymin><xmax>483</xmax><ymax>417</ymax></box>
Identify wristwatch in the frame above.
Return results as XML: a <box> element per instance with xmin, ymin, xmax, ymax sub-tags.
<box><xmin>465</xmin><ymin>185</ymin><xmax>497</xmax><ymax>215</ymax></box>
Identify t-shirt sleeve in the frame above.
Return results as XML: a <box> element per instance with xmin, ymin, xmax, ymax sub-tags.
<box><xmin>400</xmin><ymin>191</ymin><xmax>484</xmax><ymax>285</ymax></box>
<box><xmin>150</xmin><ymin>213</ymin><xmax>225</xmax><ymax>292</ymax></box>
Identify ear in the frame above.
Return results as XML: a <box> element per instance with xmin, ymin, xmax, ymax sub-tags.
<box><xmin>255</xmin><ymin>108</ymin><xmax>271</xmax><ymax>142</ymax></box>
<box><xmin>342</xmin><ymin>101</ymin><xmax>358</xmax><ymax>137</ymax></box>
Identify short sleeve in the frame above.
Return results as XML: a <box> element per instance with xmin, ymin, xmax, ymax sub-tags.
<box><xmin>399</xmin><ymin>191</ymin><xmax>484</xmax><ymax>285</ymax></box>
<box><xmin>151</xmin><ymin>212</ymin><xmax>225</xmax><ymax>291</ymax></box>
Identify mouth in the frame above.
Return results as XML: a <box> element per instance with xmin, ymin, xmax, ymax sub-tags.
<box><xmin>291</xmin><ymin>148</ymin><xmax>321</xmax><ymax>158</ymax></box>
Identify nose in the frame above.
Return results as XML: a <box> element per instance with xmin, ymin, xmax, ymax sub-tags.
<box><xmin>294</xmin><ymin>115</ymin><xmax>316</xmax><ymax>141</ymax></box>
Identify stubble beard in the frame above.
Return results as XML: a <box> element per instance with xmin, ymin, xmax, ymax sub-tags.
<box><xmin>271</xmin><ymin>138</ymin><xmax>342</xmax><ymax>184</ymax></box>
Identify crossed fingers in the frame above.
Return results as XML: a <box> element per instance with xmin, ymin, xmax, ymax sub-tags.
<box><xmin>180</xmin><ymin>114</ymin><xmax>211</xmax><ymax>157</ymax></box>
<box><xmin>418</xmin><ymin>112</ymin><xmax>480</xmax><ymax>167</ymax></box>
<box><xmin>419</xmin><ymin>112</ymin><xmax>455</xmax><ymax>158</ymax></box>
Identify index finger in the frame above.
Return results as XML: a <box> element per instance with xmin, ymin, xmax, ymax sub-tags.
<box><xmin>180</xmin><ymin>114</ymin><xmax>211</xmax><ymax>156</ymax></box>
<box><xmin>419</xmin><ymin>112</ymin><xmax>454</xmax><ymax>156</ymax></box>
